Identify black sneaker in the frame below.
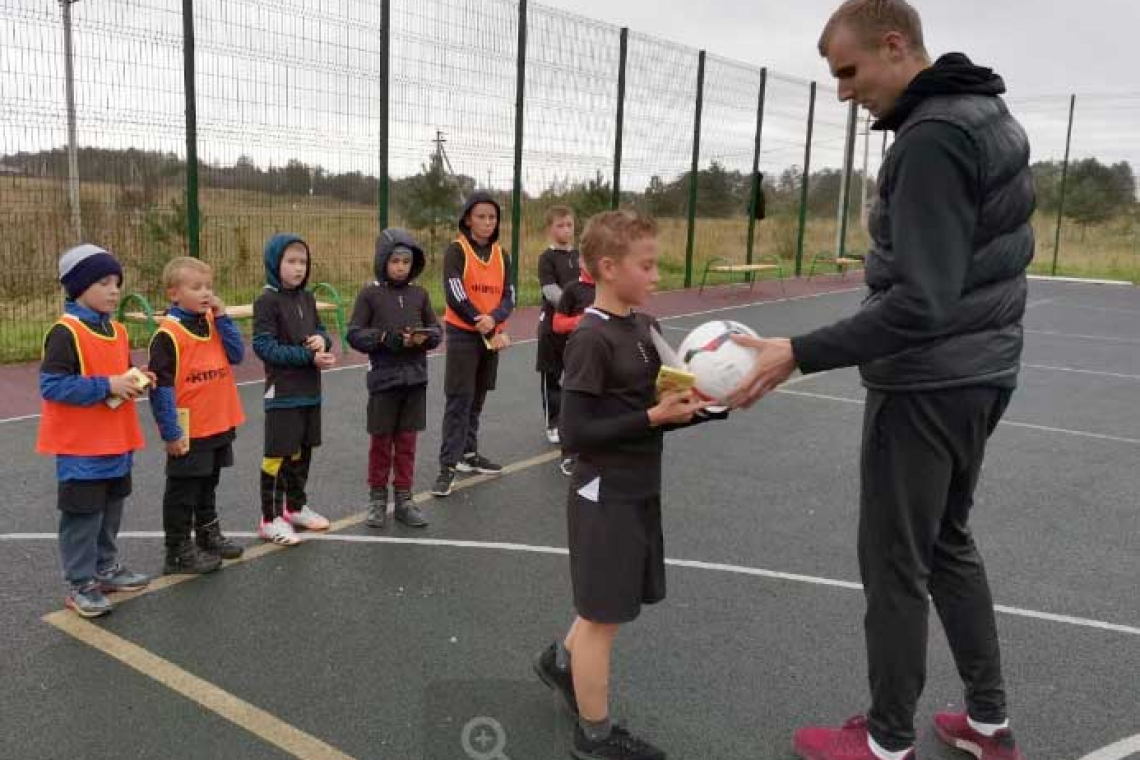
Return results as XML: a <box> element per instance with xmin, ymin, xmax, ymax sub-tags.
<box><xmin>164</xmin><ymin>540</ymin><xmax>223</xmax><ymax>575</ymax></box>
<box><xmin>394</xmin><ymin>490</ymin><xmax>429</xmax><ymax>527</ymax></box>
<box><xmin>456</xmin><ymin>452</ymin><xmax>503</xmax><ymax>475</ymax></box>
<box><xmin>431</xmin><ymin>467</ymin><xmax>456</xmax><ymax>497</ymax></box>
<box><xmin>532</xmin><ymin>642</ymin><xmax>578</xmax><ymax>716</ymax></box>
<box><xmin>572</xmin><ymin>723</ymin><xmax>665</xmax><ymax>760</ymax></box>
<box><xmin>196</xmin><ymin>520</ymin><xmax>244</xmax><ymax>560</ymax></box>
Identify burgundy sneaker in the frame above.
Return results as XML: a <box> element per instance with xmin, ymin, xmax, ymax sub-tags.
<box><xmin>934</xmin><ymin>712</ymin><xmax>1026</xmax><ymax>760</ymax></box>
<box><xmin>793</xmin><ymin>715</ymin><xmax>914</xmax><ymax>760</ymax></box>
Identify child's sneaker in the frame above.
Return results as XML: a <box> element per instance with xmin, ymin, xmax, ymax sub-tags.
<box><xmin>164</xmin><ymin>540</ymin><xmax>223</xmax><ymax>575</ymax></box>
<box><xmin>934</xmin><ymin>712</ymin><xmax>1026</xmax><ymax>760</ymax></box>
<box><xmin>196</xmin><ymin>520</ymin><xmax>244</xmax><ymax>560</ymax></box>
<box><xmin>393</xmin><ymin>490</ymin><xmax>428</xmax><ymax>527</ymax></box>
<box><xmin>432</xmin><ymin>467</ymin><xmax>456</xmax><ymax>497</ymax></box>
<box><xmin>366</xmin><ymin>488</ymin><xmax>388</xmax><ymax>529</ymax></box>
<box><xmin>560</xmin><ymin>457</ymin><xmax>575</xmax><ymax>477</ymax></box>
<box><xmin>258</xmin><ymin>517</ymin><xmax>301</xmax><ymax>546</ymax></box>
<box><xmin>532</xmin><ymin>642</ymin><xmax>578</xmax><ymax>715</ymax></box>
<box><xmin>456</xmin><ymin>452</ymin><xmax>503</xmax><ymax>475</ymax></box>
<box><xmin>792</xmin><ymin>715</ymin><xmax>914</xmax><ymax>760</ymax></box>
<box><xmin>284</xmin><ymin>505</ymin><xmax>330</xmax><ymax>532</ymax></box>
<box><xmin>572</xmin><ymin>723</ymin><xmax>665</xmax><ymax>760</ymax></box>
<box><xmin>65</xmin><ymin>582</ymin><xmax>112</xmax><ymax>618</ymax></box>
<box><xmin>546</xmin><ymin>427</ymin><xmax>560</xmax><ymax>445</ymax></box>
<box><xmin>96</xmin><ymin>564</ymin><xmax>151</xmax><ymax>593</ymax></box>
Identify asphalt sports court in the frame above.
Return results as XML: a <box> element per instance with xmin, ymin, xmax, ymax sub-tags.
<box><xmin>1</xmin><ymin>276</ymin><xmax>1138</xmax><ymax>760</ymax></box>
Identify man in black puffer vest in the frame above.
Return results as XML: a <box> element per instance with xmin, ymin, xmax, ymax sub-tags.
<box><xmin>730</xmin><ymin>2</ymin><xmax>1032</xmax><ymax>760</ymax></box>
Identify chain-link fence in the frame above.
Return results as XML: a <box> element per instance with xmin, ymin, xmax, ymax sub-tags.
<box><xmin>3</xmin><ymin>0</ymin><xmax>1135</xmax><ymax>363</ymax></box>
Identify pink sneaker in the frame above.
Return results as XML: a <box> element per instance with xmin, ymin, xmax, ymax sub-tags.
<box><xmin>793</xmin><ymin>715</ymin><xmax>914</xmax><ymax>760</ymax></box>
<box><xmin>934</xmin><ymin>712</ymin><xmax>1026</xmax><ymax>760</ymax></box>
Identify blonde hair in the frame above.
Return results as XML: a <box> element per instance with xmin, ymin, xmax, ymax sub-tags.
<box><xmin>579</xmin><ymin>209</ymin><xmax>658</xmax><ymax>278</ymax></box>
<box><xmin>818</xmin><ymin>0</ymin><xmax>926</xmax><ymax>57</ymax></box>
<box><xmin>545</xmin><ymin>205</ymin><xmax>574</xmax><ymax>227</ymax></box>
<box><xmin>162</xmin><ymin>256</ymin><xmax>212</xmax><ymax>290</ymax></box>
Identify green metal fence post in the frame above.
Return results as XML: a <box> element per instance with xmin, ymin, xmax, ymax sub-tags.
<box><xmin>509</xmin><ymin>0</ymin><xmax>528</xmax><ymax>291</ymax></box>
<box><xmin>745</xmin><ymin>68</ymin><xmax>768</xmax><ymax>266</ymax></box>
<box><xmin>837</xmin><ymin>101</ymin><xmax>858</xmax><ymax>260</ymax></box>
<box><xmin>1052</xmin><ymin>94</ymin><xmax>1076</xmax><ymax>276</ymax></box>
<box><xmin>611</xmin><ymin>27</ymin><xmax>628</xmax><ymax>210</ymax></box>
<box><xmin>182</xmin><ymin>0</ymin><xmax>200</xmax><ymax>258</ymax></box>
<box><xmin>794</xmin><ymin>81</ymin><xmax>817</xmax><ymax>277</ymax></box>
<box><xmin>378</xmin><ymin>0</ymin><xmax>390</xmax><ymax>231</ymax></box>
<box><xmin>684</xmin><ymin>50</ymin><xmax>706</xmax><ymax>289</ymax></box>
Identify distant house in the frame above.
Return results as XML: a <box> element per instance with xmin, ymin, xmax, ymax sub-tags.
<box><xmin>0</xmin><ymin>163</ymin><xmax>25</xmax><ymax>176</ymax></box>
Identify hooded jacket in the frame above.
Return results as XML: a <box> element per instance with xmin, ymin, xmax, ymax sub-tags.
<box><xmin>346</xmin><ymin>229</ymin><xmax>442</xmax><ymax>393</ymax></box>
<box><xmin>442</xmin><ymin>192</ymin><xmax>515</xmax><ymax>330</ymax></box>
<box><xmin>252</xmin><ymin>234</ymin><xmax>331</xmax><ymax>409</ymax></box>
<box><xmin>791</xmin><ymin>54</ymin><xmax>1035</xmax><ymax>391</ymax></box>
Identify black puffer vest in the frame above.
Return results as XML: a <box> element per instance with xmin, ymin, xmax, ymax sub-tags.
<box><xmin>861</xmin><ymin>56</ymin><xmax>1036</xmax><ymax>390</ymax></box>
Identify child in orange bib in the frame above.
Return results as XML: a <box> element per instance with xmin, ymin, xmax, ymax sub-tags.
<box><xmin>37</xmin><ymin>244</ymin><xmax>151</xmax><ymax>618</ymax></box>
<box><xmin>148</xmin><ymin>257</ymin><xmax>247</xmax><ymax>575</ymax></box>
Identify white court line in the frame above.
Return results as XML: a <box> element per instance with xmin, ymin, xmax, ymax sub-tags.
<box><xmin>9</xmin><ymin>530</ymin><xmax>1137</xmax><ymax>638</ymax></box>
<box><xmin>0</xmin><ymin>287</ymin><xmax>860</xmax><ymax>426</ymax></box>
<box><xmin>1027</xmin><ymin>329</ymin><xmax>1140</xmax><ymax>345</ymax></box>
<box><xmin>774</xmin><ymin>388</ymin><xmax>1140</xmax><ymax>446</ymax></box>
<box><xmin>1043</xmin><ymin>301</ymin><xmax>1140</xmax><ymax>317</ymax></box>
<box><xmin>1024</xmin><ymin>297</ymin><xmax>1056</xmax><ymax>309</ymax></box>
<box><xmin>1027</xmin><ymin>274</ymin><xmax>1134</xmax><ymax>286</ymax></box>
<box><xmin>1022</xmin><ymin>363</ymin><xmax>1140</xmax><ymax>381</ymax></box>
<box><xmin>1077</xmin><ymin>734</ymin><xmax>1140</xmax><ymax>760</ymax></box>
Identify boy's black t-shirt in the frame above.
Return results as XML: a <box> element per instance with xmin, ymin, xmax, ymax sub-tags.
<box><xmin>561</xmin><ymin>308</ymin><xmax>663</xmax><ymax>461</ymax></box>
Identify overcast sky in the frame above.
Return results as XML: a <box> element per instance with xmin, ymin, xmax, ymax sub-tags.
<box><xmin>554</xmin><ymin>0</ymin><xmax>1140</xmax><ymax>169</ymax></box>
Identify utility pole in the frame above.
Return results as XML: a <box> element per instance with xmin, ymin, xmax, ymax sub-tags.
<box><xmin>60</xmin><ymin>0</ymin><xmax>82</xmax><ymax>241</ymax></box>
<box><xmin>860</xmin><ymin>112</ymin><xmax>872</xmax><ymax>229</ymax></box>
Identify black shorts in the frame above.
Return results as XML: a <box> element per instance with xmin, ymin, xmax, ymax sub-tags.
<box><xmin>534</xmin><ymin>323</ymin><xmax>568</xmax><ymax>374</ymax></box>
<box><xmin>166</xmin><ymin>439</ymin><xmax>235</xmax><ymax>479</ymax></box>
<box><xmin>567</xmin><ymin>461</ymin><xmax>665</xmax><ymax>624</ymax></box>
<box><xmin>57</xmin><ymin>474</ymin><xmax>132</xmax><ymax>515</ymax></box>
<box><xmin>264</xmin><ymin>406</ymin><xmax>322</xmax><ymax>457</ymax></box>
<box><xmin>444</xmin><ymin>326</ymin><xmax>498</xmax><ymax>397</ymax></box>
<box><xmin>368</xmin><ymin>386</ymin><xmax>428</xmax><ymax>436</ymax></box>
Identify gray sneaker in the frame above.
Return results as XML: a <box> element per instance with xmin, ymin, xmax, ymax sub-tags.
<box><xmin>393</xmin><ymin>490</ymin><xmax>429</xmax><ymax>528</ymax></box>
<box><xmin>66</xmin><ymin>582</ymin><xmax>112</xmax><ymax>618</ymax></box>
<box><xmin>366</xmin><ymin>488</ymin><xmax>389</xmax><ymax>529</ymax></box>
<box><xmin>96</xmin><ymin>564</ymin><xmax>151</xmax><ymax>593</ymax></box>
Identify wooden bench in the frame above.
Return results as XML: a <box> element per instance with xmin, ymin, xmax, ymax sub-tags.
<box><xmin>807</xmin><ymin>251</ymin><xmax>865</xmax><ymax>280</ymax></box>
<box><xmin>117</xmin><ymin>282</ymin><xmax>349</xmax><ymax>354</ymax></box>
<box><xmin>699</xmin><ymin>255</ymin><xmax>787</xmax><ymax>295</ymax></box>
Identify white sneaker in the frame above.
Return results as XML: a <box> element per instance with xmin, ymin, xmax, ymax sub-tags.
<box><xmin>258</xmin><ymin>517</ymin><xmax>300</xmax><ymax>546</ymax></box>
<box><xmin>546</xmin><ymin>427</ymin><xmax>560</xmax><ymax>445</ymax></box>
<box><xmin>284</xmin><ymin>505</ymin><xmax>330</xmax><ymax>532</ymax></box>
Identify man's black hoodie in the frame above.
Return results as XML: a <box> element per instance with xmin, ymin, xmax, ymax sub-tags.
<box><xmin>792</xmin><ymin>54</ymin><xmax>1035</xmax><ymax>390</ymax></box>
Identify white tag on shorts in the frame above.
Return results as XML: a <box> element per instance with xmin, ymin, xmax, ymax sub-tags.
<box><xmin>577</xmin><ymin>477</ymin><xmax>600</xmax><ymax>503</ymax></box>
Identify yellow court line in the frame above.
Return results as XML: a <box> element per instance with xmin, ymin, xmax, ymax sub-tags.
<box><xmin>38</xmin><ymin>449</ymin><xmax>564</xmax><ymax>760</ymax></box>
<box><xmin>44</xmin><ymin>611</ymin><xmax>359</xmax><ymax>760</ymax></box>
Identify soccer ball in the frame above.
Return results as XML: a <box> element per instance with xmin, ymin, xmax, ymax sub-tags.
<box><xmin>677</xmin><ymin>320</ymin><xmax>760</xmax><ymax>406</ymax></box>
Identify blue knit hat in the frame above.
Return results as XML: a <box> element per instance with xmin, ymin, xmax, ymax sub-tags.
<box><xmin>59</xmin><ymin>244</ymin><xmax>123</xmax><ymax>300</ymax></box>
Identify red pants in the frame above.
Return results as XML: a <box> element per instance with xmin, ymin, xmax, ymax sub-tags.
<box><xmin>368</xmin><ymin>432</ymin><xmax>417</xmax><ymax>490</ymax></box>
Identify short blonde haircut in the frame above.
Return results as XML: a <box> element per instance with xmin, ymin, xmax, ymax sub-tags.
<box><xmin>818</xmin><ymin>0</ymin><xmax>926</xmax><ymax>57</ymax></box>
<box><xmin>162</xmin><ymin>256</ymin><xmax>212</xmax><ymax>290</ymax></box>
<box><xmin>545</xmin><ymin>205</ymin><xmax>574</xmax><ymax>227</ymax></box>
<box><xmin>579</xmin><ymin>209</ymin><xmax>658</xmax><ymax>278</ymax></box>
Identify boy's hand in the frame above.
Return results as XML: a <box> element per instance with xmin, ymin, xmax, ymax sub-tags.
<box><xmin>165</xmin><ymin>438</ymin><xmax>190</xmax><ymax>457</ymax></box>
<box><xmin>139</xmin><ymin>368</ymin><xmax>158</xmax><ymax>388</ymax></box>
<box><xmin>109</xmin><ymin>372</ymin><xmax>146</xmax><ymax>400</ymax></box>
<box><xmin>210</xmin><ymin>295</ymin><xmax>227</xmax><ymax>316</ymax></box>
<box><xmin>314</xmin><ymin>351</ymin><xmax>337</xmax><ymax>370</ymax></box>
<box><xmin>410</xmin><ymin>332</ymin><xmax>428</xmax><ymax>347</ymax></box>
<box><xmin>474</xmin><ymin>315</ymin><xmax>496</xmax><ymax>335</ymax></box>
<box><xmin>304</xmin><ymin>335</ymin><xmax>325</xmax><ymax>352</ymax></box>
<box><xmin>648</xmin><ymin>390</ymin><xmax>709</xmax><ymax>427</ymax></box>
<box><xmin>489</xmin><ymin>333</ymin><xmax>511</xmax><ymax>351</ymax></box>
